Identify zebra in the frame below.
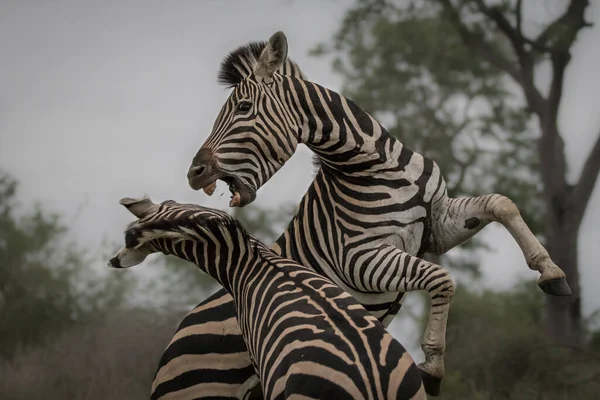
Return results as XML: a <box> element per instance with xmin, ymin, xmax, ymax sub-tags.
<box><xmin>108</xmin><ymin>196</ymin><xmax>428</xmax><ymax>400</ymax></box>
<box><xmin>160</xmin><ymin>31</ymin><xmax>571</xmax><ymax>398</ymax></box>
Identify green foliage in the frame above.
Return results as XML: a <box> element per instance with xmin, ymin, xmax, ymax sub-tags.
<box><xmin>0</xmin><ymin>173</ymin><xmax>132</xmax><ymax>359</ymax></box>
<box><xmin>311</xmin><ymin>0</ymin><xmax>546</xmax><ymax>272</ymax></box>
<box><xmin>233</xmin><ymin>202</ymin><xmax>298</xmax><ymax>244</ymax></box>
<box><xmin>591</xmin><ymin>330</ymin><xmax>600</xmax><ymax>353</ymax></box>
<box><xmin>427</xmin><ymin>282</ymin><xmax>600</xmax><ymax>399</ymax></box>
<box><xmin>142</xmin><ymin>254</ymin><xmax>221</xmax><ymax>310</ymax></box>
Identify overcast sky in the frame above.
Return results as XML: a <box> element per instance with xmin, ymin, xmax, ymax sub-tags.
<box><xmin>1</xmin><ymin>0</ymin><xmax>599</xmax><ymax>346</ymax></box>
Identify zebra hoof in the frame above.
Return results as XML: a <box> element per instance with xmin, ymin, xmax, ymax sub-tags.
<box><xmin>419</xmin><ymin>369</ymin><xmax>441</xmax><ymax>397</ymax></box>
<box><xmin>538</xmin><ymin>278</ymin><xmax>572</xmax><ymax>296</ymax></box>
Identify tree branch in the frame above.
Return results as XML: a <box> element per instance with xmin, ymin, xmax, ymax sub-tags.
<box><xmin>438</xmin><ymin>0</ymin><xmax>519</xmax><ymax>80</ymax></box>
<box><xmin>534</xmin><ymin>0</ymin><xmax>593</xmax><ymax>52</ymax></box>
<box><xmin>440</xmin><ymin>0</ymin><xmax>545</xmax><ymax>113</ymax></box>
<box><xmin>538</xmin><ymin>0</ymin><xmax>592</xmax><ymax>208</ymax></box>
<box><xmin>539</xmin><ymin>52</ymin><xmax>570</xmax><ymax>202</ymax></box>
<box><xmin>546</xmin><ymin>0</ymin><xmax>591</xmax><ymax>119</ymax></box>
<box><xmin>547</xmin><ymin>51</ymin><xmax>571</xmax><ymax>121</ymax></box>
<box><xmin>473</xmin><ymin>0</ymin><xmax>552</xmax><ymax>114</ymax></box>
<box><xmin>515</xmin><ymin>0</ymin><xmax>523</xmax><ymax>36</ymax></box>
<box><xmin>473</xmin><ymin>0</ymin><xmax>527</xmax><ymax>59</ymax></box>
<box><xmin>480</xmin><ymin>0</ymin><xmax>554</xmax><ymax>55</ymax></box>
<box><xmin>571</xmin><ymin>128</ymin><xmax>600</xmax><ymax>226</ymax></box>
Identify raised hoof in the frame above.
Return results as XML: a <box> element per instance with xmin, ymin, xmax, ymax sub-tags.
<box><xmin>539</xmin><ymin>278</ymin><xmax>572</xmax><ymax>296</ymax></box>
<box><xmin>419</xmin><ymin>369</ymin><xmax>442</xmax><ymax>397</ymax></box>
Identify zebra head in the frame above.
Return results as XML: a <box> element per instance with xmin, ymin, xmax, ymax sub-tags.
<box><xmin>187</xmin><ymin>31</ymin><xmax>304</xmax><ymax>208</ymax></box>
<box><xmin>107</xmin><ymin>196</ymin><xmax>238</xmax><ymax>269</ymax></box>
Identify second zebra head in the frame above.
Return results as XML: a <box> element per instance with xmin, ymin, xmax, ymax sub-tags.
<box><xmin>187</xmin><ymin>31</ymin><xmax>305</xmax><ymax>208</ymax></box>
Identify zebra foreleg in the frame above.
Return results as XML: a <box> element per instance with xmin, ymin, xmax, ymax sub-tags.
<box><xmin>372</xmin><ymin>245</ymin><xmax>455</xmax><ymax>397</ymax></box>
<box><xmin>429</xmin><ymin>194</ymin><xmax>571</xmax><ymax>296</ymax></box>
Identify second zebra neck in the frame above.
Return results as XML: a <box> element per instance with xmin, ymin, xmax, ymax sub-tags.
<box><xmin>286</xmin><ymin>77</ymin><xmax>403</xmax><ymax>175</ymax></box>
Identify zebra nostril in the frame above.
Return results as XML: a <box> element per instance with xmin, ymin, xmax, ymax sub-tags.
<box><xmin>193</xmin><ymin>166</ymin><xmax>206</xmax><ymax>177</ymax></box>
<box><xmin>187</xmin><ymin>165</ymin><xmax>209</xmax><ymax>182</ymax></box>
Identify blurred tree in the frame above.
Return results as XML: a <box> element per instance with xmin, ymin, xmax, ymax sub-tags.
<box><xmin>0</xmin><ymin>173</ymin><xmax>132</xmax><ymax>359</ymax></box>
<box><xmin>312</xmin><ymin>0</ymin><xmax>598</xmax><ymax>345</ymax></box>
<box><xmin>232</xmin><ymin>202</ymin><xmax>298</xmax><ymax>244</ymax></box>
<box><xmin>426</xmin><ymin>281</ymin><xmax>600</xmax><ymax>399</ymax></box>
<box><xmin>0</xmin><ymin>307</ymin><xmax>185</xmax><ymax>400</ymax></box>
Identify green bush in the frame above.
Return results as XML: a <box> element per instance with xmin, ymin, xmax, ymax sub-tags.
<box><xmin>434</xmin><ymin>282</ymin><xmax>600</xmax><ymax>399</ymax></box>
<box><xmin>0</xmin><ymin>309</ymin><xmax>185</xmax><ymax>400</ymax></box>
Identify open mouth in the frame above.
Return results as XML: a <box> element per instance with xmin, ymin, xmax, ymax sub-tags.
<box><xmin>221</xmin><ymin>176</ymin><xmax>242</xmax><ymax>207</ymax></box>
<box><xmin>191</xmin><ymin>174</ymin><xmax>255</xmax><ymax>208</ymax></box>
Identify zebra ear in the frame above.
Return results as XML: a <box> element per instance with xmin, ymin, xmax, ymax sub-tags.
<box><xmin>108</xmin><ymin>247</ymin><xmax>148</xmax><ymax>269</ymax></box>
<box><xmin>119</xmin><ymin>196</ymin><xmax>156</xmax><ymax>218</ymax></box>
<box><xmin>254</xmin><ymin>31</ymin><xmax>288</xmax><ymax>80</ymax></box>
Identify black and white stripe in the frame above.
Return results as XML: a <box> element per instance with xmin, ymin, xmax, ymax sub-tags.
<box><xmin>161</xmin><ymin>31</ymin><xmax>570</xmax><ymax>399</ymax></box>
<box><xmin>109</xmin><ymin>197</ymin><xmax>427</xmax><ymax>400</ymax></box>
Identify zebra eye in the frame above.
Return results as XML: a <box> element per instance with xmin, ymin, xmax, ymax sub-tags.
<box><xmin>236</xmin><ymin>101</ymin><xmax>252</xmax><ymax>113</ymax></box>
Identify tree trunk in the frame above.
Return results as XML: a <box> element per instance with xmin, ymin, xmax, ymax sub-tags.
<box><xmin>544</xmin><ymin>223</ymin><xmax>581</xmax><ymax>345</ymax></box>
<box><xmin>538</xmin><ymin>106</ymin><xmax>583</xmax><ymax>346</ymax></box>
<box><xmin>437</xmin><ymin>0</ymin><xmax>593</xmax><ymax>347</ymax></box>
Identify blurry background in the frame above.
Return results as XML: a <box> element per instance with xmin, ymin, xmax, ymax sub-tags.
<box><xmin>1</xmin><ymin>0</ymin><xmax>600</xmax><ymax>398</ymax></box>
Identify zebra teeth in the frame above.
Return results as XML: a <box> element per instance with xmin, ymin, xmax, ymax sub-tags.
<box><xmin>202</xmin><ymin>182</ymin><xmax>217</xmax><ymax>196</ymax></box>
<box><xmin>229</xmin><ymin>192</ymin><xmax>241</xmax><ymax>207</ymax></box>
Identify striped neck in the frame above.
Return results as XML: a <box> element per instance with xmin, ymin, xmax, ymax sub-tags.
<box><xmin>282</xmin><ymin>76</ymin><xmax>397</xmax><ymax>175</ymax></box>
<box><xmin>153</xmin><ymin>234</ymin><xmax>271</xmax><ymax>297</ymax></box>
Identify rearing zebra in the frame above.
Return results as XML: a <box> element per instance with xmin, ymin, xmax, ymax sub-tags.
<box><xmin>109</xmin><ymin>196</ymin><xmax>427</xmax><ymax>400</ymax></box>
<box><xmin>154</xmin><ymin>31</ymin><xmax>571</xmax><ymax>399</ymax></box>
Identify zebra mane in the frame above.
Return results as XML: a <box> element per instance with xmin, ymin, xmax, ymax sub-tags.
<box><xmin>127</xmin><ymin>211</ymin><xmax>248</xmax><ymax>248</ymax></box>
<box><xmin>217</xmin><ymin>41</ymin><xmax>305</xmax><ymax>88</ymax></box>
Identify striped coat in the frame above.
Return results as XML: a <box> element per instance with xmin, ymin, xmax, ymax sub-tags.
<box><xmin>156</xmin><ymin>31</ymin><xmax>570</xmax><ymax>399</ymax></box>
<box><xmin>109</xmin><ymin>197</ymin><xmax>427</xmax><ymax>400</ymax></box>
